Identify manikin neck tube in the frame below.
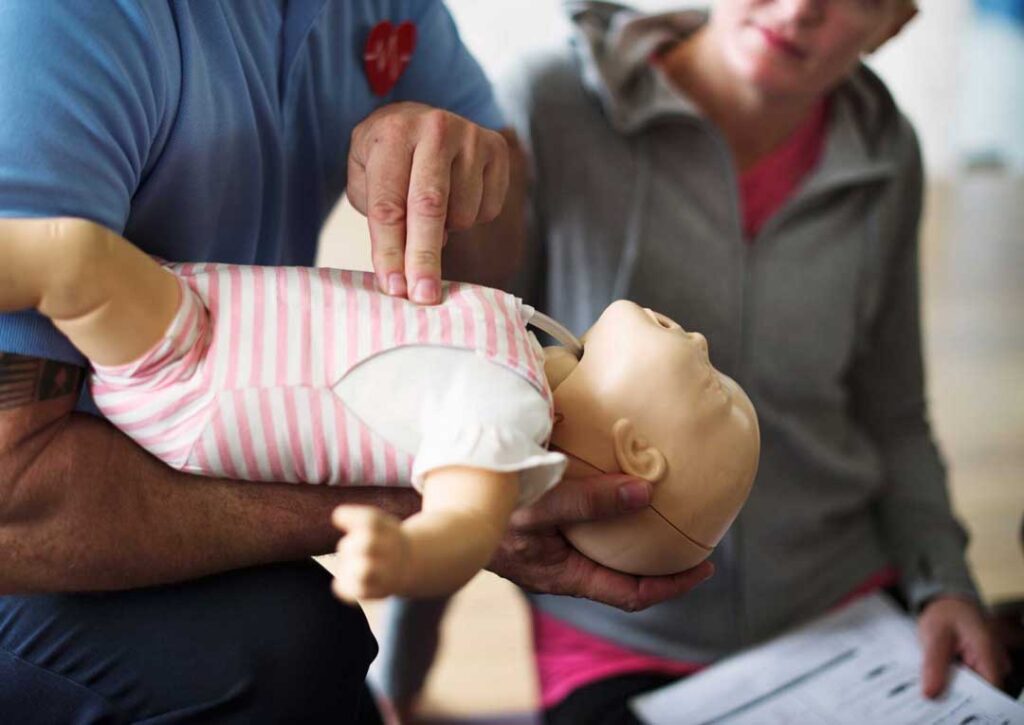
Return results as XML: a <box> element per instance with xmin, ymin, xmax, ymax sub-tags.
<box><xmin>528</xmin><ymin>310</ymin><xmax>583</xmax><ymax>360</ymax></box>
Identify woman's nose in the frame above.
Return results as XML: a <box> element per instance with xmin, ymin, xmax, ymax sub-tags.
<box><xmin>778</xmin><ymin>0</ymin><xmax>825</xmax><ymax>26</ymax></box>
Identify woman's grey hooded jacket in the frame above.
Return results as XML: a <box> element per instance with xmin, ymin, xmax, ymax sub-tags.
<box><xmin>504</xmin><ymin>2</ymin><xmax>978</xmax><ymax>662</ymax></box>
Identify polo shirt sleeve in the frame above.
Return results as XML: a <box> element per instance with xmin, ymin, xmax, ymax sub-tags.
<box><xmin>0</xmin><ymin>1</ymin><xmax>168</xmax><ymax>365</ymax></box>
<box><xmin>390</xmin><ymin>0</ymin><xmax>505</xmax><ymax>131</ymax></box>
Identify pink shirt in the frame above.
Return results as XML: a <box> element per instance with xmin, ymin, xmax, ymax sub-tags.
<box><xmin>531</xmin><ymin>98</ymin><xmax>899</xmax><ymax>710</ymax></box>
<box><xmin>741</xmin><ymin>99</ymin><xmax>830</xmax><ymax>240</ymax></box>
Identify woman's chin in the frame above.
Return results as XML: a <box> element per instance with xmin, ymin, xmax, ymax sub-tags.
<box><xmin>725</xmin><ymin>47</ymin><xmax>809</xmax><ymax>98</ymax></box>
<box><xmin>743</xmin><ymin>64</ymin><xmax>809</xmax><ymax>97</ymax></box>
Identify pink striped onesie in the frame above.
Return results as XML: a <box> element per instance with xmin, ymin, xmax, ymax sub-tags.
<box><xmin>91</xmin><ymin>264</ymin><xmax>562</xmax><ymax>501</ymax></box>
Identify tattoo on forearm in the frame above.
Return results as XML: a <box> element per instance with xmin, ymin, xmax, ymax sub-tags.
<box><xmin>0</xmin><ymin>353</ymin><xmax>83</xmax><ymax>410</ymax></box>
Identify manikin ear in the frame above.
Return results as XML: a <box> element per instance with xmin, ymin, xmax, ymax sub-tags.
<box><xmin>611</xmin><ymin>419</ymin><xmax>667</xmax><ymax>483</ymax></box>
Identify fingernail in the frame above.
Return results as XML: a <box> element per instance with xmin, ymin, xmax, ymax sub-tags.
<box><xmin>412</xmin><ymin>278</ymin><xmax>439</xmax><ymax>304</ymax></box>
<box><xmin>617</xmin><ymin>480</ymin><xmax>651</xmax><ymax>510</ymax></box>
<box><xmin>387</xmin><ymin>273</ymin><xmax>406</xmax><ymax>297</ymax></box>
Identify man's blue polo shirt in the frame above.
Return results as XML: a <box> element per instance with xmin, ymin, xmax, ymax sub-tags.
<box><xmin>0</xmin><ymin>0</ymin><xmax>503</xmax><ymax>378</ymax></box>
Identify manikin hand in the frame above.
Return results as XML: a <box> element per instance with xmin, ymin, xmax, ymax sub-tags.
<box><xmin>347</xmin><ymin>102</ymin><xmax>510</xmax><ymax>305</ymax></box>
<box><xmin>331</xmin><ymin>505</ymin><xmax>412</xmax><ymax>603</ymax></box>
<box><xmin>488</xmin><ymin>473</ymin><xmax>715</xmax><ymax>612</ymax></box>
<box><xmin>918</xmin><ymin>595</ymin><xmax>1010</xmax><ymax>697</ymax></box>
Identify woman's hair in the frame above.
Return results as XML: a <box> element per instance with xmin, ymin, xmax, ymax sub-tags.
<box><xmin>865</xmin><ymin>0</ymin><xmax>919</xmax><ymax>52</ymax></box>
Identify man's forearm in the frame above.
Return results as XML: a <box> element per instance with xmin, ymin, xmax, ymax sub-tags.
<box><xmin>0</xmin><ymin>403</ymin><xmax>420</xmax><ymax>594</ymax></box>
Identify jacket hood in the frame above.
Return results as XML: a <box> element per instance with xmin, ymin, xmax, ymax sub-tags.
<box><xmin>566</xmin><ymin>0</ymin><xmax>905</xmax><ymax>170</ymax></box>
<box><xmin>567</xmin><ymin>1</ymin><xmax>705</xmax><ymax>133</ymax></box>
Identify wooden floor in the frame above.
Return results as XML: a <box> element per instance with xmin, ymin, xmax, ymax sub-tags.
<box><xmin>318</xmin><ymin>172</ymin><xmax>1024</xmax><ymax>719</ymax></box>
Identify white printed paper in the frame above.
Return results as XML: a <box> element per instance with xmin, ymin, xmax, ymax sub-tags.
<box><xmin>630</xmin><ymin>594</ymin><xmax>1024</xmax><ymax>725</ymax></box>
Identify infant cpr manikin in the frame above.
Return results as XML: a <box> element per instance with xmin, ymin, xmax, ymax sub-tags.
<box><xmin>0</xmin><ymin>216</ymin><xmax>759</xmax><ymax>595</ymax></box>
<box><xmin>539</xmin><ymin>301</ymin><xmax>760</xmax><ymax>575</ymax></box>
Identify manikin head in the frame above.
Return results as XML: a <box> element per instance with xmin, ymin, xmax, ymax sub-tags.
<box><xmin>544</xmin><ymin>301</ymin><xmax>760</xmax><ymax>575</ymax></box>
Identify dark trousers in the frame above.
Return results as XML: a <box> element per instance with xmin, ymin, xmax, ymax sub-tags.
<box><xmin>0</xmin><ymin>559</ymin><xmax>381</xmax><ymax>724</ymax></box>
<box><xmin>544</xmin><ymin>672</ymin><xmax>681</xmax><ymax>725</ymax></box>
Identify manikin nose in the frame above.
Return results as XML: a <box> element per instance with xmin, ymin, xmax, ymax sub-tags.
<box><xmin>643</xmin><ymin>308</ymin><xmax>708</xmax><ymax>355</ymax></box>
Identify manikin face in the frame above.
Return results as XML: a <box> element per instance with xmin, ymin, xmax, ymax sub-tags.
<box><xmin>709</xmin><ymin>0</ymin><xmax>913</xmax><ymax>99</ymax></box>
<box><xmin>549</xmin><ymin>300</ymin><xmax>756</xmax><ymax>485</ymax></box>
<box><xmin>548</xmin><ymin>300</ymin><xmax>761</xmax><ymax>574</ymax></box>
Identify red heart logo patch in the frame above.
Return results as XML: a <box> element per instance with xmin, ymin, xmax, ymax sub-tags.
<box><xmin>364</xmin><ymin>21</ymin><xmax>417</xmax><ymax>97</ymax></box>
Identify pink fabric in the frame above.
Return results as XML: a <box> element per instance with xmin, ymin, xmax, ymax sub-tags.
<box><xmin>92</xmin><ymin>267</ymin><xmax>550</xmax><ymax>487</ymax></box>
<box><xmin>740</xmin><ymin>98</ymin><xmax>830</xmax><ymax>240</ymax></box>
<box><xmin>532</xmin><ymin>565</ymin><xmax>901</xmax><ymax>709</ymax></box>
<box><xmin>531</xmin><ymin>608</ymin><xmax>703</xmax><ymax>710</ymax></box>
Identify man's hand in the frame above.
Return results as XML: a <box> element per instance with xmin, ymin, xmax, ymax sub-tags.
<box><xmin>488</xmin><ymin>474</ymin><xmax>715</xmax><ymax>612</ymax></box>
<box><xmin>347</xmin><ymin>102</ymin><xmax>510</xmax><ymax>305</ymax></box>
<box><xmin>919</xmin><ymin>595</ymin><xmax>1010</xmax><ymax>698</ymax></box>
<box><xmin>331</xmin><ymin>505</ymin><xmax>412</xmax><ymax>603</ymax></box>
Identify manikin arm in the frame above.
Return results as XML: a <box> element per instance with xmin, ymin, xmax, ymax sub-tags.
<box><xmin>0</xmin><ymin>217</ymin><xmax>179</xmax><ymax>366</ymax></box>
<box><xmin>331</xmin><ymin>466</ymin><xmax>519</xmax><ymax>600</ymax></box>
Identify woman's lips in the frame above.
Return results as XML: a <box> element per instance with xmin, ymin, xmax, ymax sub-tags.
<box><xmin>756</xmin><ymin>25</ymin><xmax>807</xmax><ymax>60</ymax></box>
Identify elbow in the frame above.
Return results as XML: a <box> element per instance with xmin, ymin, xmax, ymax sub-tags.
<box><xmin>36</xmin><ymin>217</ymin><xmax>119</xmax><ymax>321</ymax></box>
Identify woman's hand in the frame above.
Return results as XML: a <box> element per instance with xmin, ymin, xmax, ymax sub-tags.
<box><xmin>918</xmin><ymin>594</ymin><xmax>1010</xmax><ymax>697</ymax></box>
